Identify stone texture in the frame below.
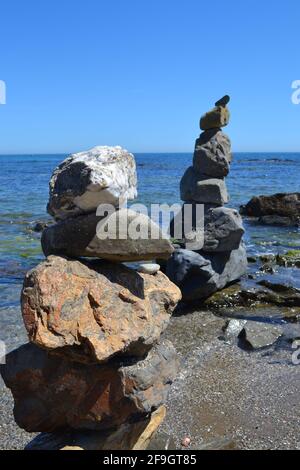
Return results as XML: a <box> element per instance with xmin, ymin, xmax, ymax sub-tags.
<box><xmin>180</xmin><ymin>167</ymin><xmax>229</xmax><ymax>204</ymax></box>
<box><xmin>166</xmin><ymin>244</ymin><xmax>247</xmax><ymax>302</ymax></box>
<box><xmin>25</xmin><ymin>406</ymin><xmax>166</xmax><ymax>450</ymax></box>
<box><xmin>240</xmin><ymin>192</ymin><xmax>300</xmax><ymax>225</ymax></box>
<box><xmin>241</xmin><ymin>322</ymin><xmax>283</xmax><ymax>349</ymax></box>
<box><xmin>170</xmin><ymin>205</ymin><xmax>244</xmax><ymax>252</ymax></box>
<box><xmin>0</xmin><ymin>341</ymin><xmax>178</xmax><ymax>433</ymax></box>
<box><xmin>41</xmin><ymin>209</ymin><xmax>174</xmax><ymax>262</ymax></box>
<box><xmin>203</xmin><ymin>207</ymin><xmax>244</xmax><ymax>252</ymax></box>
<box><xmin>21</xmin><ymin>256</ymin><xmax>181</xmax><ymax>363</ymax></box>
<box><xmin>200</xmin><ymin>106</ymin><xmax>230</xmax><ymax>130</ymax></box>
<box><xmin>47</xmin><ymin>146</ymin><xmax>137</xmax><ymax>220</ymax></box>
<box><xmin>193</xmin><ymin>130</ymin><xmax>231</xmax><ymax>177</ymax></box>
<box><xmin>137</xmin><ymin>263</ymin><xmax>160</xmax><ymax>275</ymax></box>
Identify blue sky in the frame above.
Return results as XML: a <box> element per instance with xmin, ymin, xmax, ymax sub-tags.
<box><xmin>0</xmin><ymin>0</ymin><xmax>300</xmax><ymax>153</ymax></box>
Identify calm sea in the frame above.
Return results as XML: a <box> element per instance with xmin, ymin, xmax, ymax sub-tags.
<box><xmin>0</xmin><ymin>153</ymin><xmax>299</xmax><ymax>329</ymax></box>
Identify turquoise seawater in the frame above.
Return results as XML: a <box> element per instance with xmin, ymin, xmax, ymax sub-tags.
<box><xmin>0</xmin><ymin>153</ymin><xmax>299</xmax><ymax>318</ymax></box>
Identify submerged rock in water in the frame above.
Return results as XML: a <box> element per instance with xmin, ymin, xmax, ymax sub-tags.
<box><xmin>21</xmin><ymin>255</ymin><xmax>181</xmax><ymax>363</ymax></box>
<box><xmin>240</xmin><ymin>192</ymin><xmax>300</xmax><ymax>226</ymax></box>
<box><xmin>47</xmin><ymin>146</ymin><xmax>138</xmax><ymax>220</ymax></box>
<box><xmin>41</xmin><ymin>209</ymin><xmax>174</xmax><ymax>262</ymax></box>
<box><xmin>180</xmin><ymin>167</ymin><xmax>229</xmax><ymax>205</ymax></box>
<box><xmin>0</xmin><ymin>341</ymin><xmax>178</xmax><ymax>433</ymax></box>
<box><xmin>241</xmin><ymin>322</ymin><xmax>283</xmax><ymax>349</ymax></box>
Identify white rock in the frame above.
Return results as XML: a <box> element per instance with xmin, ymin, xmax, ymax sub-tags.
<box><xmin>47</xmin><ymin>146</ymin><xmax>137</xmax><ymax>220</ymax></box>
<box><xmin>137</xmin><ymin>263</ymin><xmax>161</xmax><ymax>275</ymax></box>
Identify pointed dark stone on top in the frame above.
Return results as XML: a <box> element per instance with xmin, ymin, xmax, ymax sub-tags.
<box><xmin>215</xmin><ymin>95</ymin><xmax>230</xmax><ymax>107</ymax></box>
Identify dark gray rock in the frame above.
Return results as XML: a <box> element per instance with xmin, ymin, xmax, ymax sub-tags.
<box><xmin>42</xmin><ymin>209</ymin><xmax>174</xmax><ymax>262</ymax></box>
<box><xmin>202</xmin><ymin>207</ymin><xmax>244</xmax><ymax>252</ymax></box>
<box><xmin>166</xmin><ymin>244</ymin><xmax>248</xmax><ymax>302</ymax></box>
<box><xmin>215</xmin><ymin>95</ymin><xmax>230</xmax><ymax>107</ymax></box>
<box><xmin>166</xmin><ymin>249</ymin><xmax>214</xmax><ymax>287</ymax></box>
<box><xmin>180</xmin><ymin>167</ymin><xmax>228</xmax><ymax>205</ymax></box>
<box><xmin>193</xmin><ymin>131</ymin><xmax>231</xmax><ymax>177</ymax></box>
<box><xmin>169</xmin><ymin>205</ymin><xmax>244</xmax><ymax>252</ymax></box>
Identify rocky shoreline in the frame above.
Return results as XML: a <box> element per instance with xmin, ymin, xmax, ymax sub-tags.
<box><xmin>1</xmin><ymin>100</ymin><xmax>300</xmax><ymax>450</ymax></box>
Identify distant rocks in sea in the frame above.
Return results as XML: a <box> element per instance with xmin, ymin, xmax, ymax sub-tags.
<box><xmin>166</xmin><ymin>95</ymin><xmax>247</xmax><ymax>302</ymax></box>
<box><xmin>1</xmin><ymin>144</ymin><xmax>181</xmax><ymax>449</ymax></box>
<box><xmin>240</xmin><ymin>192</ymin><xmax>300</xmax><ymax>226</ymax></box>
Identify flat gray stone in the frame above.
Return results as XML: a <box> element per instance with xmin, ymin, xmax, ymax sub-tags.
<box><xmin>242</xmin><ymin>322</ymin><xmax>283</xmax><ymax>349</ymax></box>
<box><xmin>42</xmin><ymin>209</ymin><xmax>174</xmax><ymax>262</ymax></box>
<box><xmin>180</xmin><ymin>167</ymin><xmax>229</xmax><ymax>205</ymax></box>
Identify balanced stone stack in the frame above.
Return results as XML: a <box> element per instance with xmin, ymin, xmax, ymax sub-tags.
<box><xmin>1</xmin><ymin>146</ymin><xmax>181</xmax><ymax>450</ymax></box>
<box><xmin>166</xmin><ymin>97</ymin><xmax>247</xmax><ymax>302</ymax></box>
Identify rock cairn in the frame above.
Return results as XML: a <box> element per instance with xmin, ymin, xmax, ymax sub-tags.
<box><xmin>166</xmin><ymin>97</ymin><xmax>247</xmax><ymax>302</ymax></box>
<box><xmin>1</xmin><ymin>146</ymin><xmax>181</xmax><ymax>450</ymax></box>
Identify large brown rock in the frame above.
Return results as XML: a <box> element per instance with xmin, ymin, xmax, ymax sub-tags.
<box><xmin>41</xmin><ymin>209</ymin><xmax>174</xmax><ymax>262</ymax></box>
<box><xmin>21</xmin><ymin>256</ymin><xmax>181</xmax><ymax>363</ymax></box>
<box><xmin>240</xmin><ymin>193</ymin><xmax>300</xmax><ymax>226</ymax></box>
<box><xmin>0</xmin><ymin>341</ymin><xmax>179</xmax><ymax>433</ymax></box>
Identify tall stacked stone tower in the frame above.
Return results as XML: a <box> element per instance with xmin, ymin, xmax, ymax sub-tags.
<box><xmin>167</xmin><ymin>96</ymin><xmax>247</xmax><ymax>302</ymax></box>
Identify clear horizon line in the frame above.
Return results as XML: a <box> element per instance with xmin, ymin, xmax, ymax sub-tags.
<box><xmin>1</xmin><ymin>150</ymin><xmax>300</xmax><ymax>156</ymax></box>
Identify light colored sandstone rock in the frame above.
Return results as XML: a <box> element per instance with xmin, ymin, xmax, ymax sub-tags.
<box><xmin>47</xmin><ymin>146</ymin><xmax>137</xmax><ymax>220</ymax></box>
<box><xmin>21</xmin><ymin>256</ymin><xmax>181</xmax><ymax>362</ymax></box>
<box><xmin>41</xmin><ymin>209</ymin><xmax>174</xmax><ymax>262</ymax></box>
<box><xmin>200</xmin><ymin>106</ymin><xmax>230</xmax><ymax>130</ymax></box>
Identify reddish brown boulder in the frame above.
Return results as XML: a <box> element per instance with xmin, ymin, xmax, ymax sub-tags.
<box><xmin>0</xmin><ymin>341</ymin><xmax>179</xmax><ymax>433</ymax></box>
<box><xmin>21</xmin><ymin>256</ymin><xmax>181</xmax><ymax>363</ymax></box>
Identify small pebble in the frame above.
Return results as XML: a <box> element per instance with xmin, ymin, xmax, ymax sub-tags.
<box><xmin>181</xmin><ymin>437</ymin><xmax>191</xmax><ymax>447</ymax></box>
<box><xmin>137</xmin><ymin>263</ymin><xmax>160</xmax><ymax>275</ymax></box>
